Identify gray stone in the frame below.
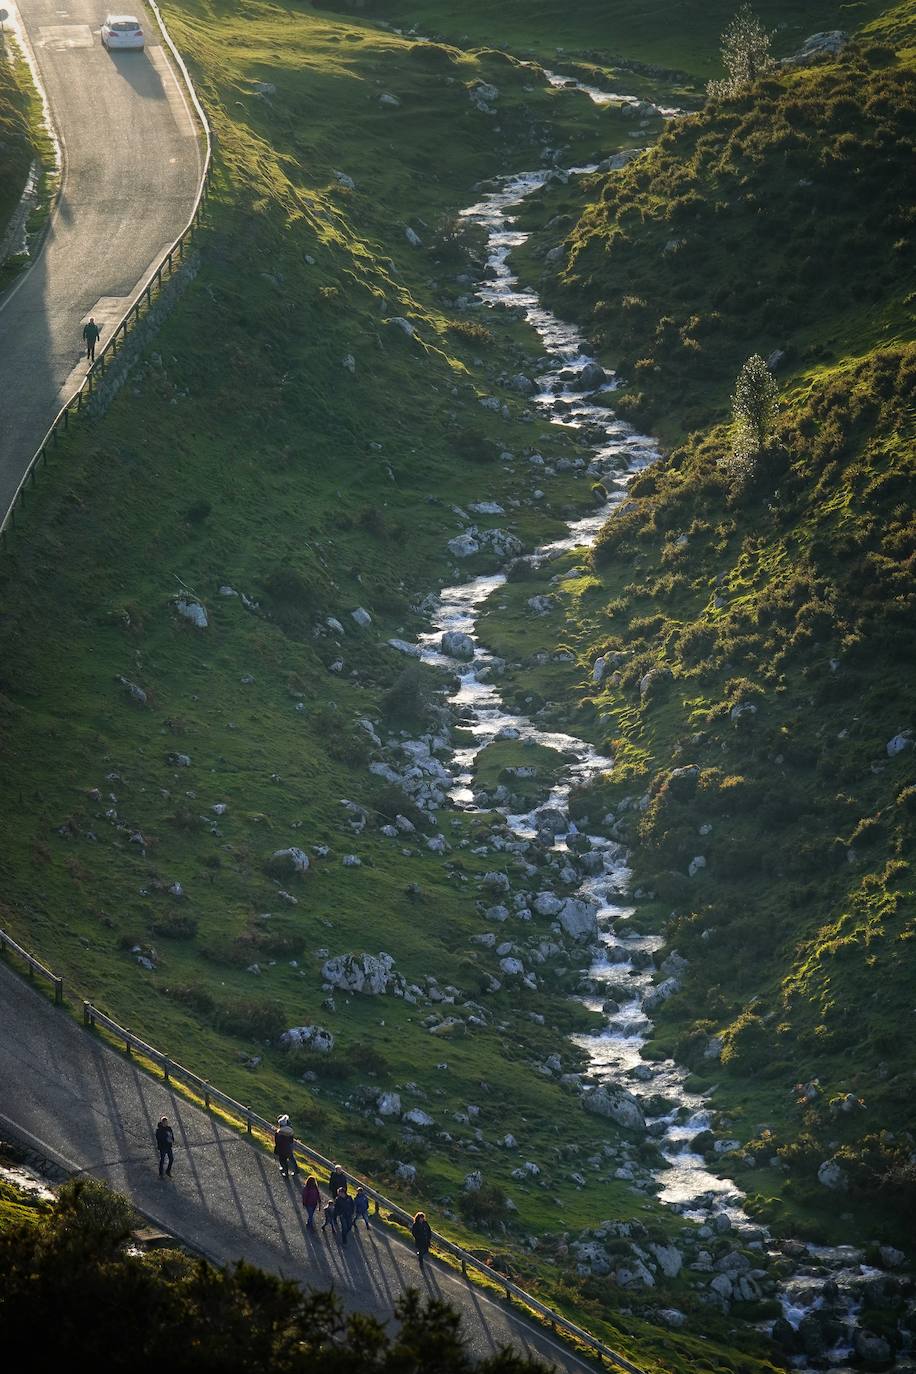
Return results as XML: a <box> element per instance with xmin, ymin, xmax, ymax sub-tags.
<box><xmin>350</xmin><ymin>606</ymin><xmax>372</xmax><ymax>628</ymax></box>
<box><xmin>817</xmin><ymin>1158</ymin><xmax>848</xmax><ymax>1191</ymax></box>
<box><xmin>280</xmin><ymin>1025</ymin><xmax>334</xmax><ymax>1053</ymax></box>
<box><xmin>582</xmin><ymin>1085</ymin><xmax>646</xmax><ymax>1131</ymax></box>
<box><xmin>558</xmin><ymin>897</ymin><xmax>600</xmax><ymax>941</ymax></box>
<box><xmin>441</xmin><ymin>630</ymin><xmax>475</xmax><ymax>660</ymax></box>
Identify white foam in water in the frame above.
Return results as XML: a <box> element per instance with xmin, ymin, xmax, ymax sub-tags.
<box><xmin>405</xmin><ymin>132</ymin><xmax>892</xmax><ymax>1355</ymax></box>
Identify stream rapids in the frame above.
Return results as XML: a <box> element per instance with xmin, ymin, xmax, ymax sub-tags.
<box><xmin>401</xmin><ymin>135</ymin><xmax>909</xmax><ymax>1364</ymax></box>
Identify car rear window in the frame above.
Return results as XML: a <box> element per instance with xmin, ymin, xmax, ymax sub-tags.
<box><xmin>112</xmin><ymin>20</ymin><xmax>140</xmax><ymax>30</ymax></box>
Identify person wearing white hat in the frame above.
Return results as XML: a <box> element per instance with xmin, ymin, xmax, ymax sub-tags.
<box><xmin>274</xmin><ymin>1114</ymin><xmax>296</xmax><ymax>1178</ymax></box>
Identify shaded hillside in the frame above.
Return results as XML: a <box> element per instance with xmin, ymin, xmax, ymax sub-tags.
<box><xmin>517</xmin><ymin>37</ymin><xmax>915</xmax><ymax>438</ymax></box>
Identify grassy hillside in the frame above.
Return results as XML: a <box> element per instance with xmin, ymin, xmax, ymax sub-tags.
<box><xmin>331</xmin><ymin>0</ymin><xmax>891</xmax><ymax>79</ymax></box>
<box><xmin>0</xmin><ymin>34</ymin><xmax>53</xmax><ymax>290</ymax></box>
<box><xmin>0</xmin><ymin>2</ymin><xmax>789</xmax><ymax>1367</ymax></box>
<box><xmin>513</xmin><ymin>34</ymin><xmax>915</xmax><ymax>439</ymax></box>
<box><xmin>478</xmin><ymin>18</ymin><xmax>916</xmax><ymax>1252</ymax></box>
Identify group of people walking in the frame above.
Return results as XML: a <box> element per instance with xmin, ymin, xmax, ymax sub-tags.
<box><xmin>155</xmin><ymin>1112</ymin><xmax>433</xmax><ymax>1264</ymax></box>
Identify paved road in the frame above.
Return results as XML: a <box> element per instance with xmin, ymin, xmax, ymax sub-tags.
<box><xmin>0</xmin><ymin>963</ymin><xmax>599</xmax><ymax>1371</ymax></box>
<box><xmin>0</xmin><ymin>0</ymin><xmax>201</xmax><ymax>518</ymax></box>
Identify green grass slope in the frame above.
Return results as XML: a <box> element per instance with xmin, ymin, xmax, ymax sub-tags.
<box><xmin>0</xmin><ymin>2</ymin><xmax>787</xmax><ymax>1366</ymax></box>
<box><xmin>478</xmin><ymin>18</ymin><xmax>916</xmax><ymax>1253</ymax></box>
<box><xmin>333</xmin><ymin>0</ymin><xmax>890</xmax><ymax>80</ymax></box>
<box><xmin>514</xmin><ymin>33</ymin><xmax>915</xmax><ymax>439</ymax></box>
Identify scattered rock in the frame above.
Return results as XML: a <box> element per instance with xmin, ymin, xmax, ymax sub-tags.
<box><xmin>441</xmin><ymin>630</ymin><xmax>475</xmax><ymax>660</ymax></box>
<box><xmin>267</xmin><ymin>847</ymin><xmax>310</xmax><ymax>877</ymax></box>
<box><xmin>582</xmin><ymin>1085</ymin><xmax>646</xmax><ymax>1131</ymax></box>
<box><xmin>280</xmin><ymin>1025</ymin><xmax>334</xmax><ymax>1053</ymax></box>
<box><xmin>817</xmin><ymin>1158</ymin><xmax>848</xmax><ymax>1191</ymax></box>
<box><xmin>350</xmin><ymin>606</ymin><xmax>372</xmax><ymax>628</ymax></box>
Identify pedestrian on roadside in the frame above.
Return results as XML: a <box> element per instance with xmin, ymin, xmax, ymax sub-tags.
<box><xmin>334</xmin><ymin>1187</ymin><xmax>356</xmax><ymax>1246</ymax></box>
<box><xmin>274</xmin><ymin>1114</ymin><xmax>297</xmax><ymax>1178</ymax></box>
<box><xmin>301</xmin><ymin>1174</ymin><xmax>321</xmax><ymax>1229</ymax></box>
<box><xmin>155</xmin><ymin>1116</ymin><xmax>174</xmax><ymax>1177</ymax></box>
<box><xmin>320</xmin><ymin>1197</ymin><xmax>337</xmax><ymax>1235</ymax></box>
<box><xmin>354</xmin><ymin>1186</ymin><xmax>371</xmax><ymax>1231</ymax></box>
<box><xmin>412</xmin><ymin>1210</ymin><xmax>432</xmax><ymax>1265</ymax></box>
<box><xmin>328</xmin><ymin>1161</ymin><xmax>346</xmax><ymax>1198</ymax></box>
<box><xmin>82</xmin><ymin>316</ymin><xmax>102</xmax><ymax>363</ymax></box>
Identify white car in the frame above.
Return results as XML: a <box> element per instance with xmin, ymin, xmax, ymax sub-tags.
<box><xmin>101</xmin><ymin>14</ymin><xmax>145</xmax><ymax>49</ymax></box>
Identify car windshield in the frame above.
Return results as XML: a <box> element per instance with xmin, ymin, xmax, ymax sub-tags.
<box><xmin>111</xmin><ymin>20</ymin><xmax>140</xmax><ymax>30</ymax></box>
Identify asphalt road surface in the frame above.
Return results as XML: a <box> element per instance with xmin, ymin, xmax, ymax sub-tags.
<box><xmin>0</xmin><ymin>0</ymin><xmax>201</xmax><ymax>518</ymax></box>
<box><xmin>0</xmin><ymin>962</ymin><xmax>603</xmax><ymax>1371</ymax></box>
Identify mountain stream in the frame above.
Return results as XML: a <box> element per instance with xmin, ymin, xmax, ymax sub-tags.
<box><xmin>402</xmin><ymin>147</ymin><xmax>909</xmax><ymax>1364</ymax></box>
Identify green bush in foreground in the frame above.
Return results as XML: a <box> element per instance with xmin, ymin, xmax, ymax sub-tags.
<box><xmin>0</xmin><ymin>1178</ymin><xmax>549</xmax><ymax>1371</ymax></box>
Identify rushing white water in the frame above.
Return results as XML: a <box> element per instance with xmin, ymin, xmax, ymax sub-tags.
<box><xmin>404</xmin><ymin>140</ymin><xmax>900</xmax><ymax>1362</ymax></box>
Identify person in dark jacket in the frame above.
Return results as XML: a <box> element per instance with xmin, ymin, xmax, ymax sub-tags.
<box><xmin>274</xmin><ymin>1114</ymin><xmax>296</xmax><ymax>1178</ymax></box>
<box><xmin>327</xmin><ymin>1162</ymin><xmax>346</xmax><ymax>1198</ymax></box>
<box><xmin>301</xmin><ymin>1175</ymin><xmax>321</xmax><ymax>1229</ymax></box>
<box><xmin>155</xmin><ymin>1116</ymin><xmax>174</xmax><ymax>1177</ymax></box>
<box><xmin>82</xmin><ymin>317</ymin><xmax>102</xmax><ymax>362</ymax></box>
<box><xmin>334</xmin><ymin>1187</ymin><xmax>356</xmax><ymax>1245</ymax></box>
<box><xmin>353</xmin><ymin>1186</ymin><xmax>370</xmax><ymax>1231</ymax></box>
<box><xmin>412</xmin><ymin>1210</ymin><xmax>432</xmax><ymax>1264</ymax></box>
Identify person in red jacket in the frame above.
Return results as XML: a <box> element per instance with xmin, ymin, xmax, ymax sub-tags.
<box><xmin>301</xmin><ymin>1175</ymin><xmax>321</xmax><ymax>1229</ymax></box>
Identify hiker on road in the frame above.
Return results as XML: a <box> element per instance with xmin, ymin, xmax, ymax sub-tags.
<box><xmin>412</xmin><ymin>1211</ymin><xmax>432</xmax><ymax>1265</ymax></box>
<box><xmin>302</xmin><ymin>1175</ymin><xmax>321</xmax><ymax>1229</ymax></box>
<box><xmin>354</xmin><ymin>1186</ymin><xmax>371</xmax><ymax>1231</ymax></box>
<box><xmin>328</xmin><ymin>1162</ymin><xmax>347</xmax><ymax>1199</ymax></box>
<box><xmin>155</xmin><ymin>1116</ymin><xmax>174</xmax><ymax>1177</ymax></box>
<box><xmin>83</xmin><ymin>317</ymin><xmax>101</xmax><ymax>362</ymax></box>
<box><xmin>334</xmin><ymin>1187</ymin><xmax>356</xmax><ymax>1245</ymax></box>
<box><xmin>274</xmin><ymin>1114</ymin><xmax>296</xmax><ymax>1178</ymax></box>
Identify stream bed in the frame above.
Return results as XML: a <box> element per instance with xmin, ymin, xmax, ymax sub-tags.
<box><xmin>404</xmin><ymin>150</ymin><xmax>911</xmax><ymax>1366</ymax></box>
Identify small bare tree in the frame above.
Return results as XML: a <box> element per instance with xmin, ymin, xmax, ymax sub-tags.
<box><xmin>707</xmin><ymin>3</ymin><xmax>775</xmax><ymax>100</ymax></box>
<box><xmin>720</xmin><ymin>353</ymin><xmax>778</xmax><ymax>487</ymax></box>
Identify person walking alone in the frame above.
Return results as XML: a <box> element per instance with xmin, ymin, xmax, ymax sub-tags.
<box><xmin>155</xmin><ymin>1116</ymin><xmax>174</xmax><ymax>1177</ymax></box>
<box><xmin>301</xmin><ymin>1175</ymin><xmax>321</xmax><ymax>1230</ymax></box>
<box><xmin>412</xmin><ymin>1211</ymin><xmax>432</xmax><ymax>1265</ymax></box>
<box><xmin>334</xmin><ymin>1187</ymin><xmax>356</xmax><ymax>1246</ymax></box>
<box><xmin>274</xmin><ymin>1114</ymin><xmax>296</xmax><ymax>1178</ymax></box>
<box><xmin>82</xmin><ymin>316</ymin><xmax>101</xmax><ymax>363</ymax></box>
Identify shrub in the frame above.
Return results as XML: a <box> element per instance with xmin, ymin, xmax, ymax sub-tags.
<box><xmin>381</xmin><ymin>665</ymin><xmax>429</xmax><ymax>722</ymax></box>
<box><xmin>150</xmin><ymin>913</ymin><xmax>198</xmax><ymax>940</ymax></box>
<box><xmin>185</xmin><ymin>499</ymin><xmax>211</xmax><ymax>525</ymax></box>
<box><xmin>448</xmin><ymin>319</ymin><xmax>494</xmax><ymax>346</ymax></box>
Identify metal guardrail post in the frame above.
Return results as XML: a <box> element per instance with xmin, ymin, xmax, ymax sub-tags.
<box><xmin>125</xmin><ymin>1034</ymin><xmax>131</xmax><ymax>1056</ymax></box>
<box><xmin>83</xmin><ymin>1001</ymin><xmax>92</xmax><ymax>1026</ymax></box>
<box><xmin>54</xmin><ymin>977</ymin><xmax>63</xmax><ymax>1006</ymax></box>
<box><xmin>204</xmin><ymin>1080</ymin><xmax>210</xmax><ymax>1110</ymax></box>
<box><xmin>163</xmin><ymin>1057</ymin><xmax>171</xmax><ymax>1083</ymax></box>
<box><xmin>245</xmin><ymin>1110</ymin><xmax>252</xmax><ymax>1134</ymax></box>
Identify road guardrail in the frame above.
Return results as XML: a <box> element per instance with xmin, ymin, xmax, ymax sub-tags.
<box><xmin>0</xmin><ymin>0</ymin><xmax>213</xmax><ymax>547</ymax></box>
<box><xmin>0</xmin><ymin>922</ymin><xmax>643</xmax><ymax>1371</ymax></box>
